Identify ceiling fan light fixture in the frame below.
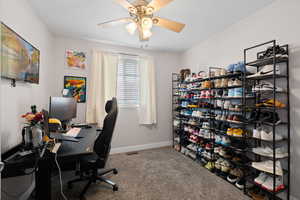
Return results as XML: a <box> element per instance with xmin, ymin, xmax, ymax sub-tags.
<box><xmin>143</xmin><ymin>29</ymin><xmax>152</xmax><ymax>39</ymax></box>
<box><xmin>145</xmin><ymin>7</ymin><xmax>154</xmax><ymax>15</ymax></box>
<box><xmin>141</xmin><ymin>17</ymin><xmax>153</xmax><ymax>29</ymax></box>
<box><xmin>126</xmin><ymin>22</ymin><xmax>137</xmax><ymax>35</ymax></box>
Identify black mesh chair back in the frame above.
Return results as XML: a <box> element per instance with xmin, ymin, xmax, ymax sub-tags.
<box><xmin>93</xmin><ymin>97</ymin><xmax>118</xmax><ymax>166</ymax></box>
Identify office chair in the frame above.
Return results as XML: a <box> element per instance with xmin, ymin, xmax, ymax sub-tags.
<box><xmin>67</xmin><ymin>98</ymin><xmax>119</xmax><ymax>199</ymax></box>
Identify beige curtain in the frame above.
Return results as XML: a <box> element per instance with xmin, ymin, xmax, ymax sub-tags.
<box><xmin>138</xmin><ymin>56</ymin><xmax>157</xmax><ymax>125</ymax></box>
<box><xmin>86</xmin><ymin>50</ymin><xmax>118</xmax><ymax>126</ymax></box>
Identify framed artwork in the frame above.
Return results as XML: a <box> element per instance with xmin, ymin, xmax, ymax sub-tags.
<box><xmin>66</xmin><ymin>50</ymin><xmax>87</xmax><ymax>69</ymax></box>
<box><xmin>63</xmin><ymin>76</ymin><xmax>87</xmax><ymax>103</ymax></box>
<box><xmin>1</xmin><ymin>23</ymin><xmax>40</xmax><ymax>84</ymax></box>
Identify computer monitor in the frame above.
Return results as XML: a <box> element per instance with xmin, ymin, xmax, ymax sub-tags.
<box><xmin>49</xmin><ymin>97</ymin><xmax>77</xmax><ymax>122</ymax></box>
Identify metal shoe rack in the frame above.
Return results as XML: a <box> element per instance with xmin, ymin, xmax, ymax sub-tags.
<box><xmin>172</xmin><ymin>73</ymin><xmax>181</xmax><ymax>148</ymax></box>
<box><xmin>244</xmin><ymin>40</ymin><xmax>290</xmax><ymax>200</ymax></box>
<box><xmin>172</xmin><ymin>40</ymin><xmax>290</xmax><ymax>200</ymax></box>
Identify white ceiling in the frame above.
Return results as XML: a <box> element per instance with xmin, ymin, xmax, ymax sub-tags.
<box><xmin>28</xmin><ymin>0</ymin><xmax>274</xmax><ymax>52</ymax></box>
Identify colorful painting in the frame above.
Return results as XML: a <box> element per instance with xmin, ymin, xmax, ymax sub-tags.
<box><xmin>1</xmin><ymin>23</ymin><xmax>40</xmax><ymax>84</ymax></box>
<box><xmin>63</xmin><ymin>76</ymin><xmax>87</xmax><ymax>103</ymax></box>
<box><xmin>66</xmin><ymin>50</ymin><xmax>86</xmax><ymax>69</ymax></box>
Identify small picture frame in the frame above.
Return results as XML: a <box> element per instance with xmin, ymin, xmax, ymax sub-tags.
<box><xmin>63</xmin><ymin>76</ymin><xmax>87</xmax><ymax>103</ymax></box>
<box><xmin>65</xmin><ymin>50</ymin><xmax>87</xmax><ymax>70</ymax></box>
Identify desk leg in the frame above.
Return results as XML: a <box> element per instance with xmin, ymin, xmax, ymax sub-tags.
<box><xmin>36</xmin><ymin>157</ymin><xmax>51</xmax><ymax>200</ymax></box>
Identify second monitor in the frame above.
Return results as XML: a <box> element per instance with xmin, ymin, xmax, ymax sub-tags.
<box><xmin>49</xmin><ymin>97</ymin><xmax>77</xmax><ymax>129</ymax></box>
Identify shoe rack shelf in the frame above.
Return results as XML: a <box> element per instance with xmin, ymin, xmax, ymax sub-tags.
<box><xmin>172</xmin><ymin>40</ymin><xmax>290</xmax><ymax>200</ymax></box>
<box><xmin>244</xmin><ymin>41</ymin><xmax>290</xmax><ymax>200</ymax></box>
<box><xmin>172</xmin><ymin>73</ymin><xmax>181</xmax><ymax>148</ymax></box>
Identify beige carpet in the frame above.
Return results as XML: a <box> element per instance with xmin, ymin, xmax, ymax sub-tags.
<box><xmin>53</xmin><ymin>147</ymin><xmax>249</xmax><ymax>200</ymax></box>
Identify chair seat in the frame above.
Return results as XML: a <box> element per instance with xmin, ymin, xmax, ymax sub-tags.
<box><xmin>79</xmin><ymin>153</ymin><xmax>105</xmax><ymax>171</ymax></box>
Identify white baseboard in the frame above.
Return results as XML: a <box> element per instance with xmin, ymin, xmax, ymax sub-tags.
<box><xmin>110</xmin><ymin>141</ymin><xmax>172</xmax><ymax>155</ymax></box>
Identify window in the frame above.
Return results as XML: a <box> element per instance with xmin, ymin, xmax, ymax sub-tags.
<box><xmin>117</xmin><ymin>55</ymin><xmax>139</xmax><ymax>107</ymax></box>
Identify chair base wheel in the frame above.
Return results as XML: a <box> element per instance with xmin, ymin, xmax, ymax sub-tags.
<box><xmin>113</xmin><ymin>185</ymin><xmax>118</xmax><ymax>191</ymax></box>
<box><xmin>113</xmin><ymin>169</ymin><xmax>118</xmax><ymax>174</ymax></box>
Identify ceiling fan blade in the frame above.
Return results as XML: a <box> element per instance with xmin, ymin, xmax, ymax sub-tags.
<box><xmin>147</xmin><ymin>0</ymin><xmax>174</xmax><ymax>12</ymax></box>
<box><xmin>98</xmin><ymin>18</ymin><xmax>132</xmax><ymax>28</ymax></box>
<box><xmin>153</xmin><ymin>17</ymin><xmax>185</xmax><ymax>33</ymax></box>
<box><xmin>114</xmin><ymin>0</ymin><xmax>134</xmax><ymax>10</ymax></box>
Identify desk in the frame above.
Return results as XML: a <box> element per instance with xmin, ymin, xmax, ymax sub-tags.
<box><xmin>2</xmin><ymin>125</ymin><xmax>99</xmax><ymax>200</ymax></box>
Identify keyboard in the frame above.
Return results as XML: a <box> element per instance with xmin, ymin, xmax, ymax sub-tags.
<box><xmin>65</xmin><ymin>128</ymin><xmax>81</xmax><ymax>137</ymax></box>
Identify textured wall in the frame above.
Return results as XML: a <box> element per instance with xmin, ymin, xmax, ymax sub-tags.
<box><xmin>181</xmin><ymin>0</ymin><xmax>300</xmax><ymax>199</ymax></box>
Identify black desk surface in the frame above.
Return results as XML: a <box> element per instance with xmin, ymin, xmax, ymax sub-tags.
<box><xmin>57</xmin><ymin>124</ymin><xmax>99</xmax><ymax>158</ymax></box>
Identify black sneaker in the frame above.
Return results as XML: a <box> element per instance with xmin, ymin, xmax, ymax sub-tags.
<box><xmin>235</xmin><ymin>178</ymin><xmax>246</xmax><ymax>189</ymax></box>
<box><xmin>259</xmin><ymin>111</ymin><xmax>281</xmax><ymax>124</ymax></box>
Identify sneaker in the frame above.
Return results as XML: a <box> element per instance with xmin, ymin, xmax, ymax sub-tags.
<box><xmin>227</xmin><ymin>115</ymin><xmax>234</xmax><ymax>122</ymax></box>
<box><xmin>253</xmin><ymin>146</ymin><xmax>288</xmax><ymax>158</ymax></box>
<box><xmin>234</xmin><ymin>88</ymin><xmax>243</xmax><ymax>97</ymax></box>
<box><xmin>228</xmin><ymin>104</ymin><xmax>235</xmax><ymax>111</ymax></box>
<box><xmin>259</xmin><ymin>111</ymin><xmax>281</xmax><ymax>125</ymax></box>
<box><xmin>221</xmin><ymin>160</ymin><xmax>231</xmax><ymax>173</ymax></box>
<box><xmin>254</xmin><ymin>172</ymin><xmax>269</xmax><ymax>185</ymax></box>
<box><xmin>222</xmin><ymin>90</ymin><xmax>228</xmax><ymax>98</ymax></box>
<box><xmin>227</xmin><ymin>168</ymin><xmax>244</xmax><ymax>183</ymax></box>
<box><xmin>234</xmin><ymin>62</ymin><xmax>246</xmax><ymax>74</ymax></box>
<box><xmin>205</xmin><ymin>162</ymin><xmax>215</xmax><ymax>171</ymax></box>
<box><xmin>221</xmin><ymin>136</ymin><xmax>231</xmax><ymax>147</ymax></box>
<box><xmin>233</xmin><ymin>105</ymin><xmax>242</xmax><ymax>112</ymax></box>
<box><xmin>227</xmin><ymin>128</ymin><xmax>233</xmax><ymax>136</ymax></box>
<box><xmin>261</xmin><ymin>176</ymin><xmax>285</xmax><ymax>192</ymax></box>
<box><xmin>235</xmin><ymin>178</ymin><xmax>246</xmax><ymax>189</ymax></box>
<box><xmin>205</xmin><ymin>143</ymin><xmax>213</xmax><ymax>150</ymax></box>
<box><xmin>215</xmin><ymin>135</ymin><xmax>222</xmax><ymax>144</ymax></box>
<box><xmin>220</xmin><ymin>68</ymin><xmax>227</xmax><ymax>76</ymax></box>
<box><xmin>202</xmin><ymin>122</ymin><xmax>210</xmax><ymax>129</ymax></box>
<box><xmin>224</xmin><ymin>100</ymin><xmax>231</xmax><ymax>109</ymax></box>
<box><xmin>247</xmin><ymin>64</ymin><xmax>280</xmax><ymax>78</ymax></box>
<box><xmin>251</xmin><ymin>160</ymin><xmax>283</xmax><ymax>176</ymax></box>
<box><xmin>200</xmin><ymin>91</ymin><xmax>206</xmax><ymax>98</ymax></box>
<box><xmin>221</xmin><ymin>79</ymin><xmax>228</xmax><ymax>88</ymax></box>
<box><xmin>215</xmin><ymin>69</ymin><xmax>221</xmax><ymax>77</ymax></box>
<box><xmin>261</xmin><ymin>129</ymin><xmax>283</xmax><ymax>141</ymax></box>
<box><xmin>205</xmin><ymin>90</ymin><xmax>214</xmax><ymax>98</ymax></box>
<box><xmin>252</xmin><ymin>81</ymin><xmax>284</xmax><ymax>92</ymax></box>
<box><xmin>258</xmin><ymin>45</ymin><xmax>288</xmax><ymax>60</ymax></box>
<box><xmin>215</xmin><ymin>79</ymin><xmax>222</xmax><ymax>88</ymax></box>
<box><xmin>233</xmin><ymin>79</ymin><xmax>242</xmax><ymax>86</ymax></box>
<box><xmin>256</xmin><ymin>99</ymin><xmax>286</xmax><ymax>108</ymax></box>
<box><xmin>252</xmin><ymin>128</ymin><xmax>261</xmax><ymax>139</ymax></box>
<box><xmin>215</xmin><ymin>114</ymin><xmax>222</xmax><ymax>120</ymax></box>
<box><xmin>233</xmin><ymin>128</ymin><xmax>244</xmax><ymax>137</ymax></box>
<box><xmin>228</xmin><ymin>79</ymin><xmax>235</xmax><ymax>87</ymax></box>
<box><xmin>232</xmin><ymin>115</ymin><xmax>242</xmax><ymax>123</ymax></box>
<box><xmin>226</xmin><ymin>64</ymin><xmax>235</xmax><ymax>74</ymax></box>
<box><xmin>216</xmin><ymin>89</ymin><xmax>223</xmax><ymax>98</ymax></box>
<box><xmin>216</xmin><ymin>99</ymin><xmax>223</xmax><ymax>109</ymax></box>
<box><xmin>228</xmin><ymin>88</ymin><xmax>235</xmax><ymax>97</ymax></box>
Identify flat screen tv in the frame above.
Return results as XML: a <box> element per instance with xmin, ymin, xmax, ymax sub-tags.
<box><xmin>1</xmin><ymin>23</ymin><xmax>40</xmax><ymax>84</ymax></box>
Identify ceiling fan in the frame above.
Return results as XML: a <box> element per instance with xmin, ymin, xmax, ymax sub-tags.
<box><xmin>98</xmin><ymin>0</ymin><xmax>185</xmax><ymax>41</ymax></box>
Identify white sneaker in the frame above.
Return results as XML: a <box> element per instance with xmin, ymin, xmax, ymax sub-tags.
<box><xmin>261</xmin><ymin>176</ymin><xmax>285</xmax><ymax>192</ymax></box>
<box><xmin>252</xmin><ymin>146</ymin><xmax>288</xmax><ymax>158</ymax></box>
<box><xmin>261</xmin><ymin>129</ymin><xmax>283</xmax><ymax>141</ymax></box>
<box><xmin>253</xmin><ymin>128</ymin><xmax>261</xmax><ymax>139</ymax></box>
<box><xmin>247</xmin><ymin>65</ymin><xmax>280</xmax><ymax>78</ymax></box>
<box><xmin>254</xmin><ymin>173</ymin><xmax>268</xmax><ymax>185</ymax></box>
<box><xmin>251</xmin><ymin>160</ymin><xmax>283</xmax><ymax>176</ymax></box>
<box><xmin>252</xmin><ymin>81</ymin><xmax>284</xmax><ymax>92</ymax></box>
<box><xmin>224</xmin><ymin>100</ymin><xmax>231</xmax><ymax>110</ymax></box>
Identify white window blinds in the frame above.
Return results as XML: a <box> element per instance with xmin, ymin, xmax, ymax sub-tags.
<box><xmin>117</xmin><ymin>55</ymin><xmax>139</xmax><ymax>107</ymax></box>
